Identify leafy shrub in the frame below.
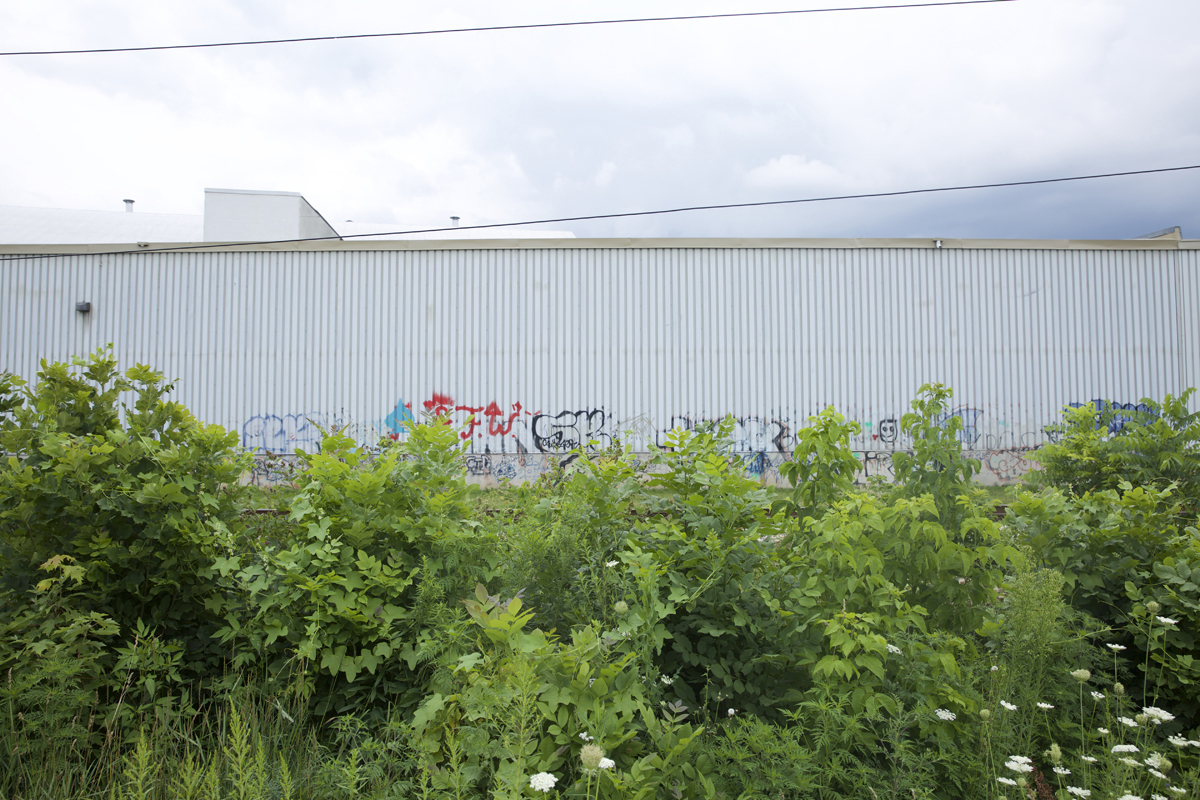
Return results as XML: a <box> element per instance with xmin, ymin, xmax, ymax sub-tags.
<box><xmin>0</xmin><ymin>348</ymin><xmax>249</xmax><ymax>682</ymax></box>
<box><xmin>1008</xmin><ymin>484</ymin><xmax>1200</xmax><ymax>725</ymax></box>
<box><xmin>211</xmin><ymin>417</ymin><xmax>494</xmax><ymax>718</ymax></box>
<box><xmin>890</xmin><ymin>382</ymin><xmax>984</xmax><ymax>534</ymax></box>
<box><xmin>1030</xmin><ymin>389</ymin><xmax>1200</xmax><ymax>521</ymax></box>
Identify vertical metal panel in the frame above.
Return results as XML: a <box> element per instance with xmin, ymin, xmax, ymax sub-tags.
<box><xmin>2</xmin><ymin>243</ymin><xmax>1196</xmax><ymax>484</ymax></box>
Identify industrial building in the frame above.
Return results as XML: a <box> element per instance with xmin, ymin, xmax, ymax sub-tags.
<box><xmin>2</xmin><ymin>191</ymin><xmax>1196</xmax><ymax>485</ymax></box>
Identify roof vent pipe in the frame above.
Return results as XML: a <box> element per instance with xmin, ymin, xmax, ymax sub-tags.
<box><xmin>123</xmin><ymin>199</ymin><xmax>134</xmax><ymax>212</ymax></box>
<box><xmin>450</xmin><ymin>216</ymin><xmax>460</xmax><ymax>227</ymax></box>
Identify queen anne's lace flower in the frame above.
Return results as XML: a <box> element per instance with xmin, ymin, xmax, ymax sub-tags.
<box><xmin>1082</xmin><ymin>756</ymin><xmax>1098</xmax><ymax>763</ymax></box>
<box><xmin>605</xmin><ymin>560</ymin><xmax>619</xmax><ymax>568</ymax></box>
<box><xmin>1113</xmin><ymin>745</ymin><xmax>1140</xmax><ymax>754</ymax></box>
<box><xmin>1169</xmin><ymin>736</ymin><xmax>1189</xmax><ymax>747</ymax></box>
<box><xmin>1098</xmin><ymin>727</ymin><xmax>1111</xmax><ymax>735</ymax></box>
<box><xmin>1119</xmin><ymin>757</ymin><xmax>1141</xmax><ymax>767</ymax></box>
<box><xmin>1001</xmin><ymin>701</ymin><xmax>1017</xmax><ymax>711</ymax></box>
<box><xmin>1117</xmin><ymin>795</ymin><xmax>1144</xmax><ymax>800</ymax></box>
<box><xmin>1118</xmin><ymin>716</ymin><xmax>1139</xmax><ymax>728</ymax></box>
<box><xmin>530</xmin><ymin>772</ymin><xmax>558</xmax><ymax>793</ymax></box>
<box><xmin>598</xmin><ymin>758</ymin><xmax>615</xmax><ymax>770</ymax></box>
<box><xmin>1143</xmin><ymin>707</ymin><xmax>1175</xmax><ymax>723</ymax></box>
<box><xmin>1005</xmin><ymin>758</ymin><xmax>1034</xmax><ymax>774</ymax></box>
<box><xmin>1067</xmin><ymin>789</ymin><xmax>1092</xmax><ymax>798</ymax></box>
<box><xmin>935</xmin><ymin>709</ymin><xmax>956</xmax><ymax>721</ymax></box>
<box><xmin>1107</xmin><ymin>643</ymin><xmax>1127</xmax><ymax>651</ymax></box>
<box><xmin>887</xmin><ymin>643</ymin><xmax>902</xmax><ymax>655</ymax></box>
<box><xmin>997</xmin><ymin>777</ymin><xmax>1017</xmax><ymax>786</ymax></box>
<box><xmin>1167</xmin><ymin>787</ymin><xmax>1186</xmax><ymax>795</ymax></box>
<box><xmin>1149</xmin><ymin>769</ymin><xmax>1168</xmax><ymax>780</ymax></box>
<box><xmin>1091</xmin><ymin>691</ymin><xmax>1106</xmax><ymax>700</ymax></box>
<box><xmin>1157</xmin><ymin>616</ymin><xmax>1178</xmax><ymax>626</ymax></box>
<box><xmin>1037</xmin><ymin>702</ymin><xmax>1054</xmax><ymax>710</ymax></box>
<box><xmin>1054</xmin><ymin>767</ymin><xmax>1072</xmax><ymax>775</ymax></box>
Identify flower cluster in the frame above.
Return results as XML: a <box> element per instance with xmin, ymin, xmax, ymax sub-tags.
<box><xmin>1143</xmin><ymin>707</ymin><xmax>1175</xmax><ymax>724</ymax></box>
<box><xmin>1066</xmin><ymin>788</ymin><xmax>1092</xmax><ymax>797</ymax></box>
<box><xmin>1004</xmin><ymin>756</ymin><xmax>1034</xmax><ymax>774</ymax></box>
<box><xmin>886</xmin><ymin>643</ymin><xmax>903</xmax><ymax>655</ymax></box>
<box><xmin>935</xmin><ymin>709</ymin><xmax>956</xmax><ymax>721</ymax></box>
<box><xmin>1107</xmin><ymin>643</ymin><xmax>1127</xmax><ymax>651</ymax></box>
<box><xmin>1001</xmin><ymin>701</ymin><xmax>1017</xmax><ymax>711</ymax></box>
<box><xmin>1037</xmin><ymin>702</ymin><xmax>1054</xmax><ymax>710</ymax></box>
<box><xmin>1091</xmin><ymin>691</ymin><xmax>1106</xmax><ymax>701</ymax></box>
<box><xmin>530</xmin><ymin>772</ymin><xmax>558</xmax><ymax>793</ymax></box>
<box><xmin>1118</xmin><ymin>716</ymin><xmax>1139</xmax><ymax>728</ymax></box>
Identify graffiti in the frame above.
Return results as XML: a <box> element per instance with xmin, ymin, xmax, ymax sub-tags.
<box><xmin>383</xmin><ymin>398</ymin><xmax>414</xmax><ymax>438</ymax></box>
<box><xmin>531</xmin><ymin>409</ymin><xmax>609</xmax><ymax>452</ymax></box>
<box><xmin>877</xmin><ymin>418</ymin><xmax>898</xmax><ymax>446</ymax></box>
<box><xmin>242</xmin><ymin>413</ymin><xmax>324</xmax><ymax>454</ymax></box>
<box><xmin>1066</xmin><ymin>399</ymin><xmax>1156</xmax><ymax>434</ymax></box>
<box><xmin>656</xmin><ymin>415</ymin><xmax>791</xmax><ymax>454</ymax></box>
<box><xmin>858</xmin><ymin>450</ymin><xmax>895</xmax><ymax>482</ymax></box>
<box><xmin>936</xmin><ymin>407</ymin><xmax>984</xmax><ymax>446</ymax></box>
<box><xmin>980</xmin><ymin>448</ymin><xmax>1038</xmax><ymax>482</ymax></box>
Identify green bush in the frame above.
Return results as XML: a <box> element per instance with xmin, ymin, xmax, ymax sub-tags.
<box><xmin>210</xmin><ymin>417</ymin><xmax>494</xmax><ymax>718</ymax></box>
<box><xmin>1030</xmin><ymin>389</ymin><xmax>1200</xmax><ymax>521</ymax></box>
<box><xmin>0</xmin><ymin>348</ymin><xmax>249</xmax><ymax>683</ymax></box>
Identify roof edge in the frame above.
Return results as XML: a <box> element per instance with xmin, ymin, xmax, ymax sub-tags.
<box><xmin>0</xmin><ymin>236</ymin><xmax>1190</xmax><ymax>255</ymax></box>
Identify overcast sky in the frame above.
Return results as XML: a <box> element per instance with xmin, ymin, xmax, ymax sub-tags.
<box><xmin>1</xmin><ymin>0</ymin><xmax>1198</xmax><ymax>240</ymax></box>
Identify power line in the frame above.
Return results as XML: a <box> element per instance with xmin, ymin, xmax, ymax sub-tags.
<box><xmin>1</xmin><ymin>163</ymin><xmax>1196</xmax><ymax>262</ymax></box>
<box><xmin>0</xmin><ymin>1</ymin><xmax>1016</xmax><ymax>57</ymax></box>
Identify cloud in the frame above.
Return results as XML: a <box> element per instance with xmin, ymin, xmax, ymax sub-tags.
<box><xmin>594</xmin><ymin>161</ymin><xmax>617</xmax><ymax>189</ymax></box>
<box><xmin>745</xmin><ymin>155</ymin><xmax>846</xmax><ymax>192</ymax></box>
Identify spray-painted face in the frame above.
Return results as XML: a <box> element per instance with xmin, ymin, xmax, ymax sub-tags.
<box><xmin>878</xmin><ymin>418</ymin><xmax>898</xmax><ymax>444</ymax></box>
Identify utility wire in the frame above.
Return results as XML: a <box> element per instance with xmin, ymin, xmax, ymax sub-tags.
<box><xmin>0</xmin><ymin>1</ymin><xmax>1016</xmax><ymax>57</ymax></box>
<box><xmin>1</xmin><ymin>163</ymin><xmax>1196</xmax><ymax>262</ymax></box>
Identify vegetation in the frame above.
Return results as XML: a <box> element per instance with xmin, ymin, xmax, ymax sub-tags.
<box><xmin>1</xmin><ymin>350</ymin><xmax>1198</xmax><ymax>799</ymax></box>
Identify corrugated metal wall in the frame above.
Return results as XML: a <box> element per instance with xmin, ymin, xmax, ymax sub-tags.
<box><xmin>2</xmin><ymin>244</ymin><xmax>1197</xmax><ymax>484</ymax></box>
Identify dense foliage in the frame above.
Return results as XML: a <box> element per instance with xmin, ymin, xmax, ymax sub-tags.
<box><xmin>1</xmin><ymin>360</ymin><xmax>1198</xmax><ymax>800</ymax></box>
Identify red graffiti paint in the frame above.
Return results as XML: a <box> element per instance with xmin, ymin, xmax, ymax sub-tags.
<box><xmin>456</xmin><ymin>405</ymin><xmax>485</xmax><ymax>439</ymax></box>
<box><xmin>422</xmin><ymin>392</ymin><xmax>455</xmax><ymax>421</ymax></box>
<box><xmin>484</xmin><ymin>401</ymin><xmax>522</xmax><ymax>436</ymax></box>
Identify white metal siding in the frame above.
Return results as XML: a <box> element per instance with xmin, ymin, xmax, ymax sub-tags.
<box><xmin>2</xmin><ymin>245</ymin><xmax>1196</xmax><ymax>484</ymax></box>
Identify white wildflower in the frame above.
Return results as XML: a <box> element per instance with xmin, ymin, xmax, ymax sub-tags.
<box><xmin>1156</xmin><ymin>616</ymin><xmax>1178</xmax><ymax>626</ymax></box>
<box><xmin>598</xmin><ymin>758</ymin><xmax>615</xmax><ymax>770</ymax></box>
<box><xmin>1119</xmin><ymin>757</ymin><xmax>1141</xmax><ymax>767</ymax></box>
<box><xmin>1118</xmin><ymin>716</ymin><xmax>1139</xmax><ymax>728</ymax></box>
<box><xmin>1169</xmin><ymin>736</ymin><xmax>1189</xmax><ymax>747</ymax></box>
<box><xmin>991</xmin><ymin>665</ymin><xmax>999</xmax><ymax>671</ymax></box>
<box><xmin>1167</xmin><ymin>787</ymin><xmax>1186</xmax><ymax>795</ymax></box>
<box><xmin>660</xmin><ymin>675</ymin><xmax>673</xmax><ymax>685</ymax></box>
<box><xmin>1107</xmin><ymin>643</ymin><xmax>1127</xmax><ymax>651</ymax></box>
<box><xmin>887</xmin><ymin>643</ymin><xmax>903</xmax><ymax>655</ymax></box>
<box><xmin>997</xmin><ymin>777</ymin><xmax>1017</xmax><ymax>786</ymax></box>
<box><xmin>1091</xmin><ymin>691</ymin><xmax>1106</xmax><ymax>700</ymax></box>
<box><xmin>1054</xmin><ymin>767</ymin><xmax>1072</xmax><ymax>775</ymax></box>
<box><xmin>1117</xmin><ymin>795</ymin><xmax>1143</xmax><ymax>800</ymax></box>
<box><xmin>1067</xmin><ymin>788</ymin><xmax>1092</xmax><ymax>797</ymax></box>
<box><xmin>1148</xmin><ymin>769</ymin><xmax>1168</xmax><ymax>780</ymax></box>
<box><xmin>579</xmin><ymin>732</ymin><xmax>594</xmax><ymax>742</ymax></box>
<box><xmin>1005</xmin><ymin>758</ymin><xmax>1034</xmax><ymax>774</ymax></box>
<box><xmin>1098</xmin><ymin>727</ymin><xmax>1110</xmax><ymax>735</ymax></box>
<box><xmin>1143</xmin><ymin>707</ymin><xmax>1175</xmax><ymax>723</ymax></box>
<box><xmin>605</xmin><ymin>560</ymin><xmax>619</xmax><ymax>568</ymax></box>
<box><xmin>1113</xmin><ymin>745</ymin><xmax>1140</xmax><ymax>754</ymax></box>
<box><xmin>1037</xmin><ymin>702</ymin><xmax>1054</xmax><ymax>710</ymax></box>
<box><xmin>935</xmin><ymin>709</ymin><xmax>956</xmax><ymax>721</ymax></box>
<box><xmin>1145</xmin><ymin>753</ymin><xmax>1167</xmax><ymax>769</ymax></box>
<box><xmin>1001</xmin><ymin>700</ymin><xmax>1017</xmax><ymax>711</ymax></box>
<box><xmin>1082</xmin><ymin>756</ymin><xmax>1098</xmax><ymax>763</ymax></box>
<box><xmin>529</xmin><ymin>772</ymin><xmax>558</xmax><ymax>793</ymax></box>
<box><xmin>727</xmin><ymin>708</ymin><xmax>736</xmax><ymax>717</ymax></box>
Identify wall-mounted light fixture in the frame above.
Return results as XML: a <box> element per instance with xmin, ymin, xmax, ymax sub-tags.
<box><xmin>75</xmin><ymin>301</ymin><xmax>92</xmax><ymax>313</ymax></box>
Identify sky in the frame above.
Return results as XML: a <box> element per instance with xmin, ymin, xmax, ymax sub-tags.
<box><xmin>1</xmin><ymin>0</ymin><xmax>1198</xmax><ymax>240</ymax></box>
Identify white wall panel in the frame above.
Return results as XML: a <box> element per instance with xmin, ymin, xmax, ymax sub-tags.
<box><xmin>2</xmin><ymin>243</ymin><xmax>1196</xmax><ymax>484</ymax></box>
